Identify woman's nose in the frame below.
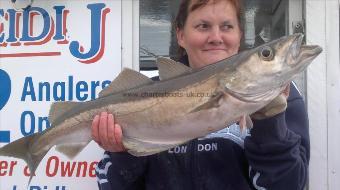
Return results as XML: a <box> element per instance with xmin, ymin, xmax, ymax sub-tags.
<box><xmin>208</xmin><ymin>27</ymin><xmax>223</xmax><ymax>45</ymax></box>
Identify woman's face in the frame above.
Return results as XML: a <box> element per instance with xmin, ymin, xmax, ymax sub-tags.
<box><xmin>177</xmin><ymin>0</ymin><xmax>242</xmax><ymax>69</ymax></box>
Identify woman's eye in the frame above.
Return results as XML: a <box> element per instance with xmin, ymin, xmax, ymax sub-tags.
<box><xmin>196</xmin><ymin>23</ymin><xmax>209</xmax><ymax>30</ymax></box>
<box><xmin>221</xmin><ymin>24</ymin><xmax>233</xmax><ymax>31</ymax></box>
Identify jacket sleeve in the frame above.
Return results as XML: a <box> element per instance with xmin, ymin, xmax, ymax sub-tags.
<box><xmin>96</xmin><ymin>151</ymin><xmax>147</xmax><ymax>190</ymax></box>
<box><xmin>244</xmin><ymin>84</ymin><xmax>310</xmax><ymax>190</ymax></box>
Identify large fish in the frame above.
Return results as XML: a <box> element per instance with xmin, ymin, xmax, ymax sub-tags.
<box><xmin>0</xmin><ymin>34</ymin><xmax>322</xmax><ymax>183</ymax></box>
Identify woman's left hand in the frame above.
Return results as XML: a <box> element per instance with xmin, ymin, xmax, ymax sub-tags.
<box><xmin>251</xmin><ymin>83</ymin><xmax>290</xmax><ymax>120</ymax></box>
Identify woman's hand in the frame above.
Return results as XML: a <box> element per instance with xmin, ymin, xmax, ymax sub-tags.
<box><xmin>91</xmin><ymin>112</ymin><xmax>126</xmax><ymax>152</ymax></box>
<box><xmin>251</xmin><ymin>83</ymin><xmax>290</xmax><ymax>120</ymax></box>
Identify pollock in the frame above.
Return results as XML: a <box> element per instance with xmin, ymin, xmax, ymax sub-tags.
<box><xmin>0</xmin><ymin>34</ymin><xmax>322</xmax><ymax>184</ymax></box>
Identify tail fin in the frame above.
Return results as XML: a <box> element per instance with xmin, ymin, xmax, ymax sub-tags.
<box><xmin>0</xmin><ymin>133</ymin><xmax>49</xmax><ymax>184</ymax></box>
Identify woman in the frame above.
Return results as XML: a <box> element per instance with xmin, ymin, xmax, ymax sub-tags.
<box><xmin>92</xmin><ymin>0</ymin><xmax>309</xmax><ymax>189</ymax></box>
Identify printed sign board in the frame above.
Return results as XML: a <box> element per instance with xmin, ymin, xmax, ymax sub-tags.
<box><xmin>0</xmin><ymin>0</ymin><xmax>122</xmax><ymax>189</ymax></box>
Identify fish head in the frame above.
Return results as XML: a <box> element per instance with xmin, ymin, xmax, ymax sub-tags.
<box><xmin>223</xmin><ymin>33</ymin><xmax>322</xmax><ymax>102</ymax></box>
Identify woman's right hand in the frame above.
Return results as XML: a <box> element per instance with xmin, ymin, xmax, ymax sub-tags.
<box><xmin>91</xmin><ymin>112</ymin><xmax>126</xmax><ymax>152</ymax></box>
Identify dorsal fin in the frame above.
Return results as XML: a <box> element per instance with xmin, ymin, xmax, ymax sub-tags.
<box><xmin>49</xmin><ymin>101</ymin><xmax>80</xmax><ymax>124</ymax></box>
<box><xmin>99</xmin><ymin>68</ymin><xmax>153</xmax><ymax>97</ymax></box>
<box><xmin>156</xmin><ymin>57</ymin><xmax>192</xmax><ymax>80</ymax></box>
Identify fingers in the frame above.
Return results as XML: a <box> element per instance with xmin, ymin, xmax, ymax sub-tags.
<box><xmin>91</xmin><ymin>112</ymin><xmax>126</xmax><ymax>152</ymax></box>
<box><xmin>106</xmin><ymin>113</ymin><xmax>116</xmax><ymax>148</ymax></box>
<box><xmin>91</xmin><ymin>115</ymin><xmax>100</xmax><ymax>145</ymax></box>
<box><xmin>282</xmin><ymin>83</ymin><xmax>290</xmax><ymax>99</ymax></box>
<box><xmin>98</xmin><ymin>112</ymin><xmax>109</xmax><ymax>149</ymax></box>
<box><xmin>238</xmin><ymin>115</ymin><xmax>246</xmax><ymax>131</ymax></box>
<box><xmin>114</xmin><ymin>123</ymin><xmax>125</xmax><ymax>151</ymax></box>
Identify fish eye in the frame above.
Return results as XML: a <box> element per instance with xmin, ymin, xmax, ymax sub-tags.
<box><xmin>259</xmin><ymin>46</ymin><xmax>275</xmax><ymax>61</ymax></box>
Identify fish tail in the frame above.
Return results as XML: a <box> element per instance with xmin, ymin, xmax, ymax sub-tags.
<box><xmin>0</xmin><ymin>133</ymin><xmax>48</xmax><ymax>184</ymax></box>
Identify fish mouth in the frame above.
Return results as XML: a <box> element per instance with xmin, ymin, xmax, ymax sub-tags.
<box><xmin>291</xmin><ymin>33</ymin><xmax>304</xmax><ymax>58</ymax></box>
<box><xmin>298</xmin><ymin>45</ymin><xmax>323</xmax><ymax>61</ymax></box>
<box><xmin>290</xmin><ymin>34</ymin><xmax>323</xmax><ymax>63</ymax></box>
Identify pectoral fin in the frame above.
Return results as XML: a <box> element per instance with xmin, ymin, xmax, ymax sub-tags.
<box><xmin>189</xmin><ymin>91</ymin><xmax>224</xmax><ymax>113</ymax></box>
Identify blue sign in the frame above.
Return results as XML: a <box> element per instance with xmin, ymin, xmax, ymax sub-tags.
<box><xmin>0</xmin><ymin>131</ymin><xmax>10</xmax><ymax>143</ymax></box>
<box><xmin>0</xmin><ymin>69</ymin><xmax>11</xmax><ymax>110</ymax></box>
<box><xmin>0</xmin><ymin>69</ymin><xmax>11</xmax><ymax>142</ymax></box>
